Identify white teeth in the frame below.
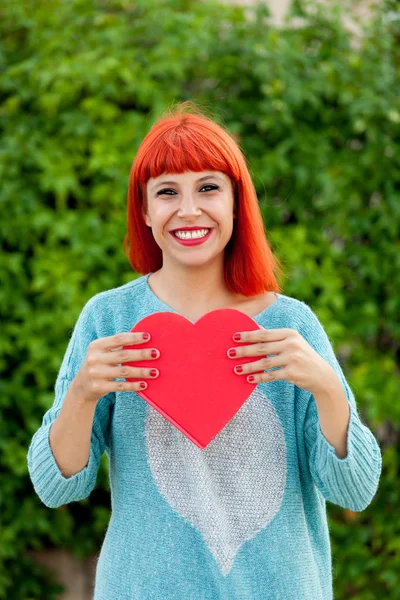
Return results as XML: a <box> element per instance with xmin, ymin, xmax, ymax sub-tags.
<box><xmin>174</xmin><ymin>228</ymin><xmax>210</xmax><ymax>240</ymax></box>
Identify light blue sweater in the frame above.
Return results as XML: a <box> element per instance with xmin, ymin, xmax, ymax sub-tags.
<box><xmin>27</xmin><ymin>273</ymin><xmax>382</xmax><ymax>600</ymax></box>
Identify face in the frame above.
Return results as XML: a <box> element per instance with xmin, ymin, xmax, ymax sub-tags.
<box><xmin>143</xmin><ymin>170</ymin><xmax>236</xmax><ymax>268</ymax></box>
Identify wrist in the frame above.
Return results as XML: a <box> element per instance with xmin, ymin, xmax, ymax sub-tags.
<box><xmin>310</xmin><ymin>364</ymin><xmax>339</xmax><ymax>398</ymax></box>
<box><xmin>70</xmin><ymin>375</ymin><xmax>98</xmax><ymax>406</ymax></box>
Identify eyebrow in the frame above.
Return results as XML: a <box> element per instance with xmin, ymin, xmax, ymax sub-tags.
<box><xmin>151</xmin><ymin>174</ymin><xmax>224</xmax><ymax>192</ymax></box>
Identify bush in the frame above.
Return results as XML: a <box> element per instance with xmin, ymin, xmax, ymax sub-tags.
<box><xmin>1</xmin><ymin>0</ymin><xmax>399</xmax><ymax>597</ymax></box>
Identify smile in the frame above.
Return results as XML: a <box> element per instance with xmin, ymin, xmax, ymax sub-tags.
<box><xmin>169</xmin><ymin>228</ymin><xmax>213</xmax><ymax>246</ymax></box>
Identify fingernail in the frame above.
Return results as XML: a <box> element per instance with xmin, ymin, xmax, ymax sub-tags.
<box><xmin>234</xmin><ymin>365</ymin><xmax>243</xmax><ymax>374</ymax></box>
<box><xmin>151</xmin><ymin>349</ymin><xmax>159</xmax><ymax>358</ymax></box>
<box><xmin>140</xmin><ymin>382</ymin><xmax>147</xmax><ymax>389</ymax></box>
<box><xmin>233</xmin><ymin>333</ymin><xmax>241</xmax><ymax>341</ymax></box>
<box><xmin>142</xmin><ymin>333</ymin><xmax>150</xmax><ymax>340</ymax></box>
<box><xmin>150</xmin><ymin>369</ymin><xmax>158</xmax><ymax>377</ymax></box>
<box><xmin>247</xmin><ymin>375</ymin><xmax>255</xmax><ymax>383</ymax></box>
<box><xmin>227</xmin><ymin>349</ymin><xmax>236</xmax><ymax>358</ymax></box>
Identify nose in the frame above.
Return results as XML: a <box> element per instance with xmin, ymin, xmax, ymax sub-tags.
<box><xmin>176</xmin><ymin>194</ymin><xmax>202</xmax><ymax>218</ymax></box>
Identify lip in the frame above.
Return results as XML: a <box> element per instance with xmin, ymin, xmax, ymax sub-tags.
<box><xmin>169</xmin><ymin>228</ymin><xmax>213</xmax><ymax>246</ymax></box>
<box><xmin>170</xmin><ymin>226</ymin><xmax>213</xmax><ymax>233</ymax></box>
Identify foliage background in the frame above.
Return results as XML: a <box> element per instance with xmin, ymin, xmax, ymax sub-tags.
<box><xmin>1</xmin><ymin>0</ymin><xmax>399</xmax><ymax>597</ymax></box>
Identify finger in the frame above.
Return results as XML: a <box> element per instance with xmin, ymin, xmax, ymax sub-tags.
<box><xmin>246</xmin><ymin>365</ymin><xmax>287</xmax><ymax>384</ymax></box>
<box><xmin>105</xmin><ymin>379</ymin><xmax>149</xmax><ymax>393</ymax></box>
<box><xmin>103</xmin><ymin>347</ymin><xmax>160</xmax><ymax>365</ymax></box>
<box><xmin>98</xmin><ymin>332</ymin><xmax>152</xmax><ymax>352</ymax></box>
<box><xmin>100</xmin><ymin>365</ymin><xmax>159</xmax><ymax>380</ymax></box>
<box><xmin>227</xmin><ymin>340</ymin><xmax>285</xmax><ymax>359</ymax></box>
<box><xmin>233</xmin><ymin>355</ymin><xmax>282</xmax><ymax>376</ymax></box>
<box><xmin>232</xmin><ymin>328</ymin><xmax>290</xmax><ymax>344</ymax></box>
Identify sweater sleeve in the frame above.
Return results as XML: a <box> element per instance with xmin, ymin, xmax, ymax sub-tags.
<box><xmin>298</xmin><ymin>303</ymin><xmax>382</xmax><ymax>512</ymax></box>
<box><xmin>27</xmin><ymin>296</ymin><xmax>115</xmax><ymax>508</ymax></box>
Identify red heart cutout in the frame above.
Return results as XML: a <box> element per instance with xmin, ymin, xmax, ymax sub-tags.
<box><xmin>123</xmin><ymin>309</ymin><xmax>264</xmax><ymax>449</ymax></box>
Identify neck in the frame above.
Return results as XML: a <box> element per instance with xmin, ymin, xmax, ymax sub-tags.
<box><xmin>149</xmin><ymin>263</ymin><xmax>237</xmax><ymax>312</ymax></box>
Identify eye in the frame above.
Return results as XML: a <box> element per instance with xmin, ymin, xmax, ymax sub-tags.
<box><xmin>156</xmin><ymin>184</ymin><xmax>219</xmax><ymax>196</ymax></box>
<box><xmin>157</xmin><ymin>189</ymin><xmax>174</xmax><ymax>196</ymax></box>
<box><xmin>202</xmin><ymin>184</ymin><xmax>219</xmax><ymax>192</ymax></box>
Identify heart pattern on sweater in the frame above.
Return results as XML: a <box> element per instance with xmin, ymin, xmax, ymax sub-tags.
<box><xmin>145</xmin><ymin>387</ymin><xmax>287</xmax><ymax>575</ymax></box>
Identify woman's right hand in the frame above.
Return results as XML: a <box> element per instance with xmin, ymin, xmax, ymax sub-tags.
<box><xmin>73</xmin><ymin>331</ymin><xmax>159</xmax><ymax>403</ymax></box>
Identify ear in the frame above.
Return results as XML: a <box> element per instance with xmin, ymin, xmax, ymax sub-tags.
<box><xmin>142</xmin><ymin>210</ymin><xmax>152</xmax><ymax>227</ymax></box>
<box><xmin>142</xmin><ymin>188</ymin><xmax>151</xmax><ymax>227</ymax></box>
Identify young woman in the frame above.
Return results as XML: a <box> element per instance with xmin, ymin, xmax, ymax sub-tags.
<box><xmin>28</xmin><ymin>101</ymin><xmax>382</xmax><ymax>600</ymax></box>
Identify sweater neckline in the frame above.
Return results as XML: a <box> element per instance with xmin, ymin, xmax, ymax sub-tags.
<box><xmin>143</xmin><ymin>273</ymin><xmax>283</xmax><ymax>324</ymax></box>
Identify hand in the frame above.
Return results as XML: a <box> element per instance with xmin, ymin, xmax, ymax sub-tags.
<box><xmin>73</xmin><ymin>331</ymin><xmax>160</xmax><ymax>403</ymax></box>
<box><xmin>227</xmin><ymin>327</ymin><xmax>333</xmax><ymax>395</ymax></box>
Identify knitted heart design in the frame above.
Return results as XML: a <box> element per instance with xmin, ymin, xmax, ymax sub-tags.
<box><xmin>123</xmin><ymin>309</ymin><xmax>263</xmax><ymax>449</ymax></box>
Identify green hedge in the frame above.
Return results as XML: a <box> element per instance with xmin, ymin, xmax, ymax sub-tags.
<box><xmin>1</xmin><ymin>0</ymin><xmax>399</xmax><ymax>597</ymax></box>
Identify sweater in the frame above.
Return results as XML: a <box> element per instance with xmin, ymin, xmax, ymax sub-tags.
<box><xmin>27</xmin><ymin>273</ymin><xmax>382</xmax><ymax>600</ymax></box>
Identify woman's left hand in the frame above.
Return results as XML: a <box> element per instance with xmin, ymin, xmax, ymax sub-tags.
<box><xmin>227</xmin><ymin>327</ymin><xmax>334</xmax><ymax>396</ymax></box>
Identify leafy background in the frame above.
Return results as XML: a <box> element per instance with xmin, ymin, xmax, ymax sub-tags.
<box><xmin>1</xmin><ymin>0</ymin><xmax>399</xmax><ymax>597</ymax></box>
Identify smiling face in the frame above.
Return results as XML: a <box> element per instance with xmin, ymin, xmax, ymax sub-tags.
<box><xmin>143</xmin><ymin>170</ymin><xmax>236</xmax><ymax>269</ymax></box>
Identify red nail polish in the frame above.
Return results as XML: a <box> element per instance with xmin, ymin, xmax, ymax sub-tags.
<box><xmin>151</xmin><ymin>349</ymin><xmax>158</xmax><ymax>358</ymax></box>
<box><xmin>233</xmin><ymin>333</ymin><xmax>241</xmax><ymax>342</ymax></box>
<box><xmin>235</xmin><ymin>366</ymin><xmax>243</xmax><ymax>374</ymax></box>
<box><xmin>142</xmin><ymin>333</ymin><xmax>150</xmax><ymax>340</ymax></box>
<box><xmin>150</xmin><ymin>369</ymin><xmax>158</xmax><ymax>377</ymax></box>
<box><xmin>248</xmin><ymin>375</ymin><xmax>255</xmax><ymax>383</ymax></box>
<box><xmin>228</xmin><ymin>349</ymin><xmax>236</xmax><ymax>358</ymax></box>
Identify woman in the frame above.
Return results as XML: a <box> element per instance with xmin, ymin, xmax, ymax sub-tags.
<box><xmin>28</xmin><ymin>101</ymin><xmax>382</xmax><ymax>599</ymax></box>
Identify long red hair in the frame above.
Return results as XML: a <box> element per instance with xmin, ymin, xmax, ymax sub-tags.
<box><xmin>123</xmin><ymin>101</ymin><xmax>285</xmax><ymax>296</ymax></box>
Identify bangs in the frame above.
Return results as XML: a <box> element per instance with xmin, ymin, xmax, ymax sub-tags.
<box><xmin>135</xmin><ymin>121</ymin><xmax>239</xmax><ymax>187</ymax></box>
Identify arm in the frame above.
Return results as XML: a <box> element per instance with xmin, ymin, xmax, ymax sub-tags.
<box><xmin>49</xmin><ymin>380</ymin><xmax>98</xmax><ymax>478</ymax></box>
<box><xmin>311</xmin><ymin>364</ymin><xmax>350</xmax><ymax>459</ymax></box>
<box><xmin>299</xmin><ymin>303</ymin><xmax>382</xmax><ymax>512</ymax></box>
<box><xmin>27</xmin><ymin>296</ymin><xmax>115</xmax><ymax>508</ymax></box>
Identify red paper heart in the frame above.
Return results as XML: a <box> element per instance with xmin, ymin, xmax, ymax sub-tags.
<box><xmin>123</xmin><ymin>309</ymin><xmax>264</xmax><ymax>449</ymax></box>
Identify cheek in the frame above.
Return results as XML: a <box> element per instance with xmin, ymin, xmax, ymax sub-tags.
<box><xmin>150</xmin><ymin>207</ymin><xmax>173</xmax><ymax>228</ymax></box>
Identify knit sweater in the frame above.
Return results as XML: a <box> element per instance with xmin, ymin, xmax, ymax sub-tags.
<box><xmin>27</xmin><ymin>273</ymin><xmax>382</xmax><ymax>600</ymax></box>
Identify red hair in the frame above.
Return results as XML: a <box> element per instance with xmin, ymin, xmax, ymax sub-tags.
<box><xmin>123</xmin><ymin>101</ymin><xmax>285</xmax><ymax>296</ymax></box>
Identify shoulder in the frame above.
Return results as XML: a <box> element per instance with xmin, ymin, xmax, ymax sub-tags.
<box><xmin>76</xmin><ymin>275</ymin><xmax>148</xmax><ymax>331</ymax></box>
<box><xmin>85</xmin><ymin>275</ymin><xmax>147</xmax><ymax>308</ymax></box>
<box><xmin>269</xmin><ymin>292</ymin><xmax>318</xmax><ymax>325</ymax></box>
<box><xmin>276</xmin><ymin>294</ymin><xmax>336</xmax><ymax>358</ymax></box>
<box><xmin>281</xmin><ymin>295</ymin><xmax>322</xmax><ymax>328</ymax></box>
<box><xmin>263</xmin><ymin>292</ymin><xmax>328</xmax><ymax>342</ymax></box>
